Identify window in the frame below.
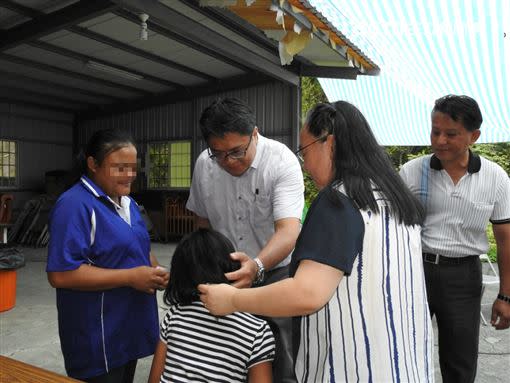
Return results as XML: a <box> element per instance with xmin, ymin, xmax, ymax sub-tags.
<box><xmin>0</xmin><ymin>140</ymin><xmax>17</xmax><ymax>187</ymax></box>
<box><xmin>148</xmin><ymin>141</ymin><xmax>191</xmax><ymax>189</ymax></box>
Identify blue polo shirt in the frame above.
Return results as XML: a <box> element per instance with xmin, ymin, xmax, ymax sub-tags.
<box><xmin>47</xmin><ymin>176</ymin><xmax>159</xmax><ymax>380</ymax></box>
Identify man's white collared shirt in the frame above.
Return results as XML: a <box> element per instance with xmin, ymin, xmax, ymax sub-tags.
<box><xmin>186</xmin><ymin>134</ymin><xmax>304</xmax><ymax>268</ymax></box>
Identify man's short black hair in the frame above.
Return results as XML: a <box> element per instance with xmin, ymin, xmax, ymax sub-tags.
<box><xmin>199</xmin><ymin>97</ymin><xmax>256</xmax><ymax>141</ymax></box>
<box><xmin>432</xmin><ymin>94</ymin><xmax>483</xmax><ymax>132</ymax></box>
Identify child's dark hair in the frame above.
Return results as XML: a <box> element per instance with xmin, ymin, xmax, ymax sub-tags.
<box><xmin>164</xmin><ymin>228</ymin><xmax>240</xmax><ymax>305</ymax></box>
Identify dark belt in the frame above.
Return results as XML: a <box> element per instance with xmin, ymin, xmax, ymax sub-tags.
<box><xmin>423</xmin><ymin>252</ymin><xmax>477</xmax><ymax>265</ymax></box>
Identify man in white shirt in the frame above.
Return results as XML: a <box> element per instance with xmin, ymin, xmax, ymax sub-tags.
<box><xmin>400</xmin><ymin>94</ymin><xmax>510</xmax><ymax>383</ymax></box>
<box><xmin>187</xmin><ymin>97</ymin><xmax>304</xmax><ymax>382</ymax></box>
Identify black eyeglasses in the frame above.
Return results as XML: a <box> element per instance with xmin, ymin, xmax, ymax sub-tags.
<box><xmin>208</xmin><ymin>132</ymin><xmax>254</xmax><ymax>162</ymax></box>
<box><xmin>294</xmin><ymin>134</ymin><xmax>329</xmax><ymax>162</ymax></box>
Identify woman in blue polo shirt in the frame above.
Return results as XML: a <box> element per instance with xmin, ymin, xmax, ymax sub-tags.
<box><xmin>47</xmin><ymin>129</ymin><xmax>169</xmax><ymax>383</ymax></box>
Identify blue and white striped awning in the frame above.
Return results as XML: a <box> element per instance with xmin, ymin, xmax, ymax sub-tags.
<box><xmin>308</xmin><ymin>0</ymin><xmax>510</xmax><ymax>145</ymax></box>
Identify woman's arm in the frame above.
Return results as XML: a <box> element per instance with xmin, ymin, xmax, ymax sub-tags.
<box><xmin>148</xmin><ymin>340</ymin><xmax>167</xmax><ymax>383</ymax></box>
<box><xmin>47</xmin><ymin>263</ymin><xmax>168</xmax><ymax>293</ymax></box>
<box><xmin>199</xmin><ymin>259</ymin><xmax>343</xmax><ymax>317</ymax></box>
<box><xmin>248</xmin><ymin>361</ymin><xmax>272</xmax><ymax>383</ymax></box>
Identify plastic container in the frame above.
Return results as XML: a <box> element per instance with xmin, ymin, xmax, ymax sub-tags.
<box><xmin>0</xmin><ymin>269</ymin><xmax>16</xmax><ymax>312</ymax></box>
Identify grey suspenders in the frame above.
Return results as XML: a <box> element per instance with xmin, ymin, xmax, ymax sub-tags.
<box><xmin>420</xmin><ymin>157</ymin><xmax>430</xmax><ymax>211</ymax></box>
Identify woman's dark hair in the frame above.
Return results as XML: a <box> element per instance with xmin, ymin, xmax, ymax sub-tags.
<box><xmin>305</xmin><ymin>101</ymin><xmax>424</xmax><ymax>226</ymax></box>
<box><xmin>432</xmin><ymin>94</ymin><xmax>483</xmax><ymax>132</ymax></box>
<box><xmin>164</xmin><ymin>228</ymin><xmax>240</xmax><ymax>306</ymax></box>
<box><xmin>199</xmin><ymin>97</ymin><xmax>256</xmax><ymax>142</ymax></box>
<box><xmin>74</xmin><ymin>128</ymin><xmax>136</xmax><ymax>177</ymax></box>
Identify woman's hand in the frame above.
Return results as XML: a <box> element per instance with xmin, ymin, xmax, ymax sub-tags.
<box><xmin>155</xmin><ymin>266</ymin><xmax>170</xmax><ymax>290</ymax></box>
<box><xmin>128</xmin><ymin>266</ymin><xmax>169</xmax><ymax>294</ymax></box>
<box><xmin>198</xmin><ymin>283</ymin><xmax>238</xmax><ymax>316</ymax></box>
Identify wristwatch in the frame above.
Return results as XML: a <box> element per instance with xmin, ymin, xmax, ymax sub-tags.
<box><xmin>253</xmin><ymin>258</ymin><xmax>265</xmax><ymax>285</ymax></box>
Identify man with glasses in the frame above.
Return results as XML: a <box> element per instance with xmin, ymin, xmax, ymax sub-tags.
<box><xmin>186</xmin><ymin>97</ymin><xmax>304</xmax><ymax>382</ymax></box>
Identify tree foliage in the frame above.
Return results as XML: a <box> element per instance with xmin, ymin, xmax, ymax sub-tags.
<box><xmin>384</xmin><ymin>143</ymin><xmax>510</xmax><ymax>175</ymax></box>
<box><xmin>301</xmin><ymin>77</ymin><xmax>328</xmax><ymax>121</ymax></box>
<box><xmin>472</xmin><ymin>142</ymin><xmax>510</xmax><ymax>175</ymax></box>
<box><xmin>300</xmin><ymin>77</ymin><xmax>328</xmax><ymax>207</ymax></box>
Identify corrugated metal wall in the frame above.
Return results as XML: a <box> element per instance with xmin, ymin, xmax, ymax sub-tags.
<box><xmin>0</xmin><ymin>102</ymin><xmax>74</xmax><ymax>212</ymax></box>
<box><xmin>77</xmin><ymin>102</ymin><xmax>194</xmax><ymax>148</ymax></box>
<box><xmin>0</xmin><ymin>81</ymin><xmax>298</xmax><ymax>217</ymax></box>
<box><xmin>77</xmin><ymin>81</ymin><xmax>299</xmax><ymax>163</ymax></box>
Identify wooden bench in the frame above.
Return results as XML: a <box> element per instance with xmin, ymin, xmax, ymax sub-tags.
<box><xmin>0</xmin><ymin>355</ymin><xmax>83</xmax><ymax>382</ymax></box>
<box><xmin>164</xmin><ymin>197</ymin><xmax>196</xmax><ymax>241</ymax></box>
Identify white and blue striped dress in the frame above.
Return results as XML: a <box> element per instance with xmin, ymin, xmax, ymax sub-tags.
<box><xmin>290</xmin><ymin>188</ymin><xmax>434</xmax><ymax>382</ymax></box>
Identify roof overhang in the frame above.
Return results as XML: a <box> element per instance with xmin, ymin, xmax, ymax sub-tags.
<box><xmin>200</xmin><ymin>0</ymin><xmax>380</xmax><ymax>77</ymax></box>
<box><xmin>0</xmin><ymin>0</ymin><xmax>380</xmax><ymax>120</ymax></box>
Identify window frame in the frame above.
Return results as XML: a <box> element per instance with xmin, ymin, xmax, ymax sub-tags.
<box><xmin>146</xmin><ymin>139</ymin><xmax>192</xmax><ymax>190</ymax></box>
<box><xmin>0</xmin><ymin>139</ymin><xmax>19</xmax><ymax>189</ymax></box>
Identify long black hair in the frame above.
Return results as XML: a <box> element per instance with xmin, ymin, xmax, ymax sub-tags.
<box><xmin>164</xmin><ymin>228</ymin><xmax>240</xmax><ymax>306</ymax></box>
<box><xmin>305</xmin><ymin>101</ymin><xmax>424</xmax><ymax>226</ymax></box>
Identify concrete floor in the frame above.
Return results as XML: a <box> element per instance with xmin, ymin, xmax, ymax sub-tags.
<box><xmin>1</xmin><ymin>244</ymin><xmax>509</xmax><ymax>382</ymax></box>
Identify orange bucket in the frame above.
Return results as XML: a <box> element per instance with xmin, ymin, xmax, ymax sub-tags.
<box><xmin>0</xmin><ymin>270</ymin><xmax>16</xmax><ymax>312</ymax></box>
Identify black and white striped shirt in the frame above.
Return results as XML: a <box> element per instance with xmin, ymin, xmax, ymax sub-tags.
<box><xmin>159</xmin><ymin>301</ymin><xmax>275</xmax><ymax>382</ymax></box>
<box><xmin>400</xmin><ymin>153</ymin><xmax>510</xmax><ymax>257</ymax></box>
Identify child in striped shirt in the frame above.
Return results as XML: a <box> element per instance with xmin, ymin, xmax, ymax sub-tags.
<box><xmin>148</xmin><ymin>228</ymin><xmax>275</xmax><ymax>383</ymax></box>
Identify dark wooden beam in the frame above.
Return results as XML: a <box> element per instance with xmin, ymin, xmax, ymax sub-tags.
<box><xmin>78</xmin><ymin>72</ymin><xmax>273</xmax><ymax>122</ymax></box>
<box><xmin>181</xmin><ymin>0</ymin><xmax>278</xmax><ymax>56</ymax></box>
<box><xmin>112</xmin><ymin>8</ymin><xmax>250</xmax><ymax>74</ymax></box>
<box><xmin>0</xmin><ymin>111</ymin><xmax>72</xmax><ymax>126</ymax></box>
<box><xmin>108</xmin><ymin>0</ymin><xmax>299</xmax><ymax>86</ymax></box>
<box><xmin>2</xmin><ymin>1</ymin><xmax>220</xmax><ymax>83</ymax></box>
<box><xmin>0</xmin><ymin>71</ymin><xmax>122</xmax><ymax>102</ymax></box>
<box><xmin>1</xmin><ymin>86</ymin><xmax>90</xmax><ymax>109</ymax></box>
<box><xmin>0</xmin><ymin>0</ymin><xmax>40</xmax><ymax>18</ymax></box>
<box><xmin>0</xmin><ymin>53</ymin><xmax>150</xmax><ymax>96</ymax></box>
<box><xmin>0</xmin><ymin>0</ymin><xmax>118</xmax><ymax>51</ymax></box>
<box><xmin>0</xmin><ymin>97</ymin><xmax>77</xmax><ymax>114</ymax></box>
<box><xmin>69</xmin><ymin>24</ymin><xmax>217</xmax><ymax>83</ymax></box>
<box><xmin>299</xmin><ymin>65</ymin><xmax>359</xmax><ymax>80</ymax></box>
<box><xmin>29</xmin><ymin>41</ymin><xmax>183</xmax><ymax>90</ymax></box>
